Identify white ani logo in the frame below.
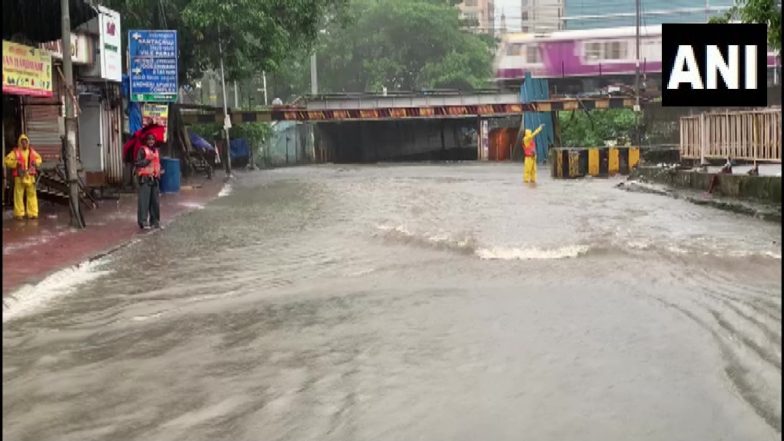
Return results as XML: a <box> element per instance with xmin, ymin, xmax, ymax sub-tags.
<box><xmin>667</xmin><ymin>45</ymin><xmax>758</xmax><ymax>90</ymax></box>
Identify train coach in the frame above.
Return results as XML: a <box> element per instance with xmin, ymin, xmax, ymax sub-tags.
<box><xmin>495</xmin><ymin>25</ymin><xmax>780</xmax><ymax>89</ymax></box>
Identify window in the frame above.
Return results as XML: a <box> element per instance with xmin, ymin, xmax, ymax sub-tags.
<box><xmin>605</xmin><ymin>41</ymin><xmax>627</xmax><ymax>60</ymax></box>
<box><xmin>585</xmin><ymin>42</ymin><xmax>601</xmax><ymax>61</ymax></box>
<box><xmin>522</xmin><ymin>26</ymin><xmax>530</xmax><ymax>33</ymax></box>
<box><xmin>521</xmin><ymin>11</ymin><xmax>529</xmax><ymax>20</ymax></box>
<box><xmin>526</xmin><ymin>46</ymin><xmax>540</xmax><ymax>63</ymax></box>
<box><xmin>521</xmin><ymin>0</ymin><xmax>528</xmax><ymax>6</ymax></box>
<box><xmin>507</xmin><ymin>44</ymin><xmax>522</xmax><ymax>56</ymax></box>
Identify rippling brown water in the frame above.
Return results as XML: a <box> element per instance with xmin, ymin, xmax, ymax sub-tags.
<box><xmin>3</xmin><ymin>163</ymin><xmax>781</xmax><ymax>441</ymax></box>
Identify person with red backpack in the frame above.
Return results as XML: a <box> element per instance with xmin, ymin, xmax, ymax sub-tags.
<box><xmin>135</xmin><ymin>134</ymin><xmax>163</xmax><ymax>230</ymax></box>
<box><xmin>4</xmin><ymin>134</ymin><xmax>43</xmax><ymax>220</ymax></box>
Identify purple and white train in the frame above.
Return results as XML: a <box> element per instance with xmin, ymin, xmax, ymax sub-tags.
<box><xmin>494</xmin><ymin>25</ymin><xmax>779</xmax><ymax>84</ymax></box>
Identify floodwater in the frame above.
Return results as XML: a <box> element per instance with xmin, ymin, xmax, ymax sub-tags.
<box><xmin>3</xmin><ymin>163</ymin><xmax>781</xmax><ymax>441</ymax></box>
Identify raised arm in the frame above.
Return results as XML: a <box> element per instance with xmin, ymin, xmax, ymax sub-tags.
<box><xmin>531</xmin><ymin>124</ymin><xmax>544</xmax><ymax>138</ymax></box>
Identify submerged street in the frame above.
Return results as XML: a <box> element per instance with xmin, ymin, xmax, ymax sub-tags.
<box><xmin>3</xmin><ymin>163</ymin><xmax>781</xmax><ymax>441</ymax></box>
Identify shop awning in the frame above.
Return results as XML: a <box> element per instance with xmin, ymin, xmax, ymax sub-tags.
<box><xmin>3</xmin><ymin>0</ymin><xmax>98</xmax><ymax>43</ymax></box>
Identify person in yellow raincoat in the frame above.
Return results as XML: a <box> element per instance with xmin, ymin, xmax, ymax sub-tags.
<box><xmin>4</xmin><ymin>134</ymin><xmax>43</xmax><ymax>219</ymax></box>
<box><xmin>522</xmin><ymin>124</ymin><xmax>544</xmax><ymax>183</ymax></box>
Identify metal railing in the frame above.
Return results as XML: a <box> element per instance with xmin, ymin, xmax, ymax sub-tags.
<box><xmin>680</xmin><ymin>107</ymin><xmax>782</xmax><ymax>163</ymax></box>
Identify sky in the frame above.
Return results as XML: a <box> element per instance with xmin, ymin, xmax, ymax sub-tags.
<box><xmin>494</xmin><ymin>0</ymin><xmax>522</xmax><ymax>31</ymax></box>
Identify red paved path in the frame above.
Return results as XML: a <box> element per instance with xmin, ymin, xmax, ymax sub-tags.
<box><xmin>2</xmin><ymin>176</ymin><xmax>225</xmax><ymax>295</ymax></box>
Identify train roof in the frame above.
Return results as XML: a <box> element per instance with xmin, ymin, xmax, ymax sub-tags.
<box><xmin>502</xmin><ymin>25</ymin><xmax>663</xmax><ymax>43</ymax></box>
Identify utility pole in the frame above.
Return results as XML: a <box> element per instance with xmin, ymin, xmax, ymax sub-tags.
<box><xmin>310</xmin><ymin>53</ymin><xmax>318</xmax><ymax>95</ymax></box>
<box><xmin>218</xmin><ymin>28</ymin><xmax>232</xmax><ymax>178</ymax></box>
<box><xmin>61</xmin><ymin>0</ymin><xmax>84</xmax><ymax>228</ymax></box>
<box><xmin>634</xmin><ymin>0</ymin><xmax>641</xmax><ymax>110</ymax></box>
<box><xmin>634</xmin><ymin>0</ymin><xmax>642</xmax><ymax>145</ymax></box>
<box><xmin>234</xmin><ymin>80</ymin><xmax>239</xmax><ymax>109</ymax></box>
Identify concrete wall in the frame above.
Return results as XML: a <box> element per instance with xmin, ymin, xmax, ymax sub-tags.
<box><xmin>316</xmin><ymin>119</ymin><xmax>478</xmax><ymax>163</ymax></box>
<box><xmin>632</xmin><ymin>166</ymin><xmax>782</xmax><ymax>204</ymax></box>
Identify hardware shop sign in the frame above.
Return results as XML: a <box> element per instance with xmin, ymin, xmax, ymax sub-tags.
<box><xmin>2</xmin><ymin>41</ymin><xmax>53</xmax><ymax>97</ymax></box>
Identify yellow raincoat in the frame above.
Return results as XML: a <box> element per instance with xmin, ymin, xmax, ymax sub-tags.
<box><xmin>4</xmin><ymin>134</ymin><xmax>43</xmax><ymax>219</ymax></box>
<box><xmin>523</xmin><ymin>125</ymin><xmax>543</xmax><ymax>183</ymax></box>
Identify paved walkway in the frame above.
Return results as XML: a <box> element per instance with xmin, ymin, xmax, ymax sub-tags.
<box><xmin>2</xmin><ymin>176</ymin><xmax>226</xmax><ymax>295</ymax></box>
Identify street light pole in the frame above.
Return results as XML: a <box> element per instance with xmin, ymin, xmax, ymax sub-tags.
<box><xmin>218</xmin><ymin>29</ymin><xmax>232</xmax><ymax>178</ymax></box>
<box><xmin>61</xmin><ymin>0</ymin><xmax>84</xmax><ymax>228</ymax></box>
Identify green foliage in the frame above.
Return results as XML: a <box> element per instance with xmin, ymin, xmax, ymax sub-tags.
<box><xmin>189</xmin><ymin>122</ymin><xmax>271</xmax><ymax>147</ymax></box>
<box><xmin>268</xmin><ymin>0</ymin><xmax>495</xmax><ymax>97</ymax></box>
<box><xmin>558</xmin><ymin>110</ymin><xmax>637</xmax><ymax>147</ymax></box>
<box><xmin>99</xmin><ymin>0</ymin><xmax>348</xmax><ymax>85</ymax></box>
<box><xmin>709</xmin><ymin>0</ymin><xmax>781</xmax><ymax>52</ymax></box>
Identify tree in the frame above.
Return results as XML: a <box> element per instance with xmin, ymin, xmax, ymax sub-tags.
<box><xmin>709</xmin><ymin>0</ymin><xmax>782</xmax><ymax>54</ymax></box>
<box><xmin>558</xmin><ymin>110</ymin><xmax>637</xmax><ymax>147</ymax></box>
<box><xmin>99</xmin><ymin>0</ymin><xmax>348</xmax><ymax>85</ymax></box>
<box><xmin>270</xmin><ymin>0</ymin><xmax>495</xmax><ymax>96</ymax></box>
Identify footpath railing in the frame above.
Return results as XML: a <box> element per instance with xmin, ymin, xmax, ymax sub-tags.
<box><xmin>680</xmin><ymin>107</ymin><xmax>782</xmax><ymax>163</ymax></box>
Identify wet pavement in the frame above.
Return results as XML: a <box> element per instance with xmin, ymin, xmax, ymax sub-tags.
<box><xmin>2</xmin><ymin>163</ymin><xmax>781</xmax><ymax>441</ymax></box>
<box><xmin>2</xmin><ymin>176</ymin><xmax>224</xmax><ymax>295</ymax></box>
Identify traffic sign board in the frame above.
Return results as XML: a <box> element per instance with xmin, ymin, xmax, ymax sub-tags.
<box><xmin>128</xmin><ymin>30</ymin><xmax>178</xmax><ymax>102</ymax></box>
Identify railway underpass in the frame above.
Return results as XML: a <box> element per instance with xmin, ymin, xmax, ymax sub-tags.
<box><xmin>180</xmin><ymin>93</ymin><xmax>639</xmax><ymax>163</ymax></box>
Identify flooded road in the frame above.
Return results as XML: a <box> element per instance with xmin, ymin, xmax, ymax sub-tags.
<box><xmin>3</xmin><ymin>163</ymin><xmax>781</xmax><ymax>441</ymax></box>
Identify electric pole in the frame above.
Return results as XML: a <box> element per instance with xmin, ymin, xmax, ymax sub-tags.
<box><xmin>61</xmin><ymin>0</ymin><xmax>84</xmax><ymax>228</ymax></box>
<box><xmin>218</xmin><ymin>28</ymin><xmax>232</xmax><ymax>178</ymax></box>
<box><xmin>634</xmin><ymin>0</ymin><xmax>641</xmax><ymax>109</ymax></box>
<box><xmin>310</xmin><ymin>53</ymin><xmax>318</xmax><ymax>95</ymax></box>
<box><xmin>634</xmin><ymin>0</ymin><xmax>642</xmax><ymax>146</ymax></box>
<box><xmin>262</xmin><ymin>71</ymin><xmax>268</xmax><ymax>106</ymax></box>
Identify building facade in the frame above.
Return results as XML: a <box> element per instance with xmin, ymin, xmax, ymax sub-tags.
<box><xmin>458</xmin><ymin>0</ymin><xmax>495</xmax><ymax>34</ymax></box>
<box><xmin>521</xmin><ymin>0</ymin><xmax>564</xmax><ymax>33</ymax></box>
<box><xmin>563</xmin><ymin>0</ymin><xmax>734</xmax><ymax>30</ymax></box>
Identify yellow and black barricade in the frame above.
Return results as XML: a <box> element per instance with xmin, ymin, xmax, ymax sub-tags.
<box><xmin>551</xmin><ymin>146</ymin><xmax>640</xmax><ymax>179</ymax></box>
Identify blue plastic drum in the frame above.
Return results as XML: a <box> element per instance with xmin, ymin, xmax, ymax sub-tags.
<box><xmin>159</xmin><ymin>157</ymin><xmax>181</xmax><ymax>193</ymax></box>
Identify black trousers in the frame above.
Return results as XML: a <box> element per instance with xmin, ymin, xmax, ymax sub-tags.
<box><xmin>137</xmin><ymin>176</ymin><xmax>160</xmax><ymax>227</ymax></box>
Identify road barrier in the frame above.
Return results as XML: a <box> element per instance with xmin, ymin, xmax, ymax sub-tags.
<box><xmin>550</xmin><ymin>146</ymin><xmax>641</xmax><ymax>179</ymax></box>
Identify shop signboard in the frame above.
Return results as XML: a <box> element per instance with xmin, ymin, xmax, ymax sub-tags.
<box><xmin>128</xmin><ymin>30</ymin><xmax>178</xmax><ymax>102</ymax></box>
<box><xmin>39</xmin><ymin>33</ymin><xmax>93</xmax><ymax>65</ymax></box>
<box><xmin>101</xmin><ymin>7</ymin><xmax>123</xmax><ymax>82</ymax></box>
<box><xmin>142</xmin><ymin>103</ymin><xmax>169</xmax><ymax>141</ymax></box>
<box><xmin>79</xmin><ymin>6</ymin><xmax>122</xmax><ymax>81</ymax></box>
<box><xmin>2</xmin><ymin>41</ymin><xmax>53</xmax><ymax>97</ymax></box>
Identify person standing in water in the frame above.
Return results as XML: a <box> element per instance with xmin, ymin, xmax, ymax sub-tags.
<box><xmin>135</xmin><ymin>134</ymin><xmax>163</xmax><ymax>230</ymax></box>
<box><xmin>522</xmin><ymin>124</ymin><xmax>545</xmax><ymax>184</ymax></box>
<box><xmin>4</xmin><ymin>134</ymin><xmax>43</xmax><ymax>220</ymax></box>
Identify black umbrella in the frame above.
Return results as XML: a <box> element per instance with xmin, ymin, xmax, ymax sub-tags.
<box><xmin>3</xmin><ymin>0</ymin><xmax>98</xmax><ymax>43</ymax></box>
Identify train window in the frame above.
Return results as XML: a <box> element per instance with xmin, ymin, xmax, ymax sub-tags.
<box><xmin>507</xmin><ymin>44</ymin><xmax>522</xmax><ymax>56</ymax></box>
<box><xmin>526</xmin><ymin>46</ymin><xmax>540</xmax><ymax>64</ymax></box>
<box><xmin>604</xmin><ymin>41</ymin><xmax>627</xmax><ymax>60</ymax></box>
<box><xmin>585</xmin><ymin>42</ymin><xmax>601</xmax><ymax>61</ymax></box>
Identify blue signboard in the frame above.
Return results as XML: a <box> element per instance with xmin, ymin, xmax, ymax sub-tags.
<box><xmin>128</xmin><ymin>30</ymin><xmax>178</xmax><ymax>102</ymax></box>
